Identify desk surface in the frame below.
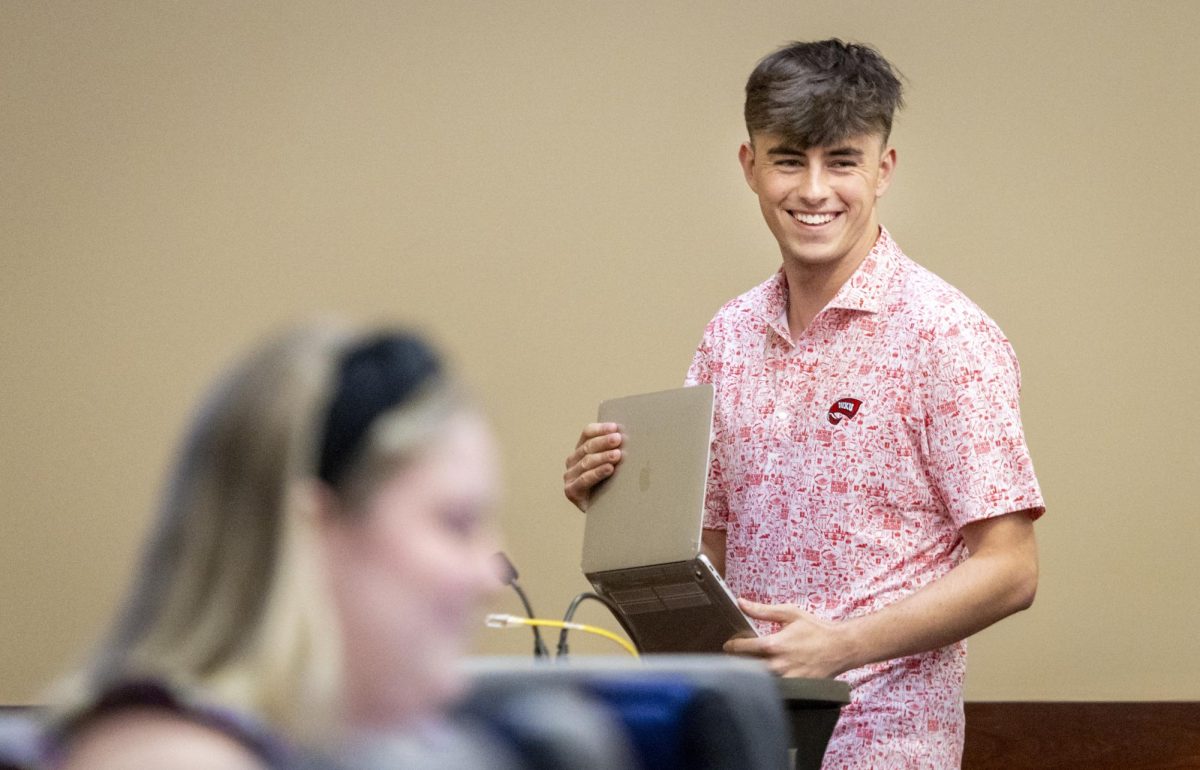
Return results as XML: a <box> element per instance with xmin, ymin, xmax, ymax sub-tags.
<box><xmin>776</xmin><ymin>675</ymin><xmax>851</xmax><ymax>706</ymax></box>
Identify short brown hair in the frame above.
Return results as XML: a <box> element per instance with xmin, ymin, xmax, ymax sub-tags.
<box><xmin>744</xmin><ymin>39</ymin><xmax>905</xmax><ymax>148</ymax></box>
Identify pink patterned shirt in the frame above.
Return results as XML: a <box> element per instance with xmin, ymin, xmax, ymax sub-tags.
<box><xmin>686</xmin><ymin>227</ymin><xmax>1044</xmax><ymax>769</ymax></box>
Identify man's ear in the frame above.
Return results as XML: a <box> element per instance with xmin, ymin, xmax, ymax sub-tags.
<box><xmin>875</xmin><ymin>145</ymin><xmax>897</xmax><ymax>198</ymax></box>
<box><xmin>738</xmin><ymin>141</ymin><xmax>759</xmax><ymax>193</ymax></box>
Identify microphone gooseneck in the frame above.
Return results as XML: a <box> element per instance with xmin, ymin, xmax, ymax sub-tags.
<box><xmin>494</xmin><ymin>552</ymin><xmax>549</xmax><ymax>658</ymax></box>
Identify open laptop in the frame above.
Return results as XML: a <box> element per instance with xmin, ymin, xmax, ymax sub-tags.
<box><xmin>581</xmin><ymin>384</ymin><xmax>758</xmax><ymax>653</ymax></box>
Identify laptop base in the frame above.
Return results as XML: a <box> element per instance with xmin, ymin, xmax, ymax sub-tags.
<box><xmin>586</xmin><ymin>557</ymin><xmax>757</xmax><ymax>653</ymax></box>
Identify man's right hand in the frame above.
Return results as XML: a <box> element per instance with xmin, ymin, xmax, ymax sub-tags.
<box><xmin>562</xmin><ymin>422</ymin><xmax>623</xmax><ymax>512</ymax></box>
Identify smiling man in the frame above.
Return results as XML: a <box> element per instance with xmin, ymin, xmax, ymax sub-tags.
<box><xmin>564</xmin><ymin>40</ymin><xmax>1044</xmax><ymax>769</ymax></box>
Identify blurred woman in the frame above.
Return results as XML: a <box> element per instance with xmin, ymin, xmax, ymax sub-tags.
<box><xmin>47</xmin><ymin>324</ymin><xmax>503</xmax><ymax>768</ymax></box>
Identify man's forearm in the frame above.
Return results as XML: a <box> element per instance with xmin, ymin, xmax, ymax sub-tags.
<box><xmin>834</xmin><ymin>510</ymin><xmax>1038</xmax><ymax>672</ymax></box>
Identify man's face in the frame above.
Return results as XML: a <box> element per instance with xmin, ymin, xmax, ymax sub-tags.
<box><xmin>738</xmin><ymin>132</ymin><xmax>896</xmax><ymax>275</ymax></box>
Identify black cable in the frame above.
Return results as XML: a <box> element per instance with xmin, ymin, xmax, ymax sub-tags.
<box><xmin>510</xmin><ymin>581</ymin><xmax>550</xmax><ymax>658</ymax></box>
<box><xmin>556</xmin><ymin>592</ymin><xmax>623</xmax><ymax>659</ymax></box>
<box><xmin>494</xmin><ymin>552</ymin><xmax>549</xmax><ymax>658</ymax></box>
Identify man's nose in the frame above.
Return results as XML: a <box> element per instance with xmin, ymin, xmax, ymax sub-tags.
<box><xmin>797</xmin><ymin>168</ymin><xmax>830</xmax><ymax>204</ymax></box>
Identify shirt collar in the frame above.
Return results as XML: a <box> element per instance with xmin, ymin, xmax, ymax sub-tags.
<box><xmin>762</xmin><ymin>226</ymin><xmax>902</xmax><ymax>340</ymax></box>
<box><xmin>828</xmin><ymin>225</ymin><xmax>901</xmax><ymax>313</ymax></box>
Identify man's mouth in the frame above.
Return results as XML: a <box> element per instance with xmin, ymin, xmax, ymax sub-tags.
<box><xmin>790</xmin><ymin>211</ymin><xmax>839</xmax><ymax>226</ymax></box>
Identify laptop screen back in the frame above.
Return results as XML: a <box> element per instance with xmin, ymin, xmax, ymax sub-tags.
<box><xmin>581</xmin><ymin>384</ymin><xmax>714</xmax><ymax>574</ymax></box>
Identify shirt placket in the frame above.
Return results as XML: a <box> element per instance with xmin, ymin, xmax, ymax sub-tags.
<box><xmin>759</xmin><ymin>331</ymin><xmax>800</xmax><ymax>528</ymax></box>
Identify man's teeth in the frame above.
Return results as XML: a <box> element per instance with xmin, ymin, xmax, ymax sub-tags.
<box><xmin>793</xmin><ymin>212</ymin><xmax>837</xmax><ymax>225</ymax></box>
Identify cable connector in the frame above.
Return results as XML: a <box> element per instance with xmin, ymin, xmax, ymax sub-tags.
<box><xmin>486</xmin><ymin>613</ymin><xmax>531</xmax><ymax>629</ymax></box>
<box><xmin>484</xmin><ymin>614</ymin><xmax>638</xmax><ymax>658</ymax></box>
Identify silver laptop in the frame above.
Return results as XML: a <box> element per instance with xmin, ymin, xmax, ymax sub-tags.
<box><xmin>581</xmin><ymin>384</ymin><xmax>758</xmax><ymax>653</ymax></box>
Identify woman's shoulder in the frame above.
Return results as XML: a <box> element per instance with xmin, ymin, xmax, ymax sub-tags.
<box><xmin>57</xmin><ymin>705</ymin><xmax>266</xmax><ymax>770</ymax></box>
<box><xmin>49</xmin><ymin>679</ymin><xmax>304</xmax><ymax>770</ymax></box>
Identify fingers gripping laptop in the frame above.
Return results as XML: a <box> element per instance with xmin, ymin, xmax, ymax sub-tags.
<box><xmin>581</xmin><ymin>385</ymin><xmax>758</xmax><ymax>653</ymax></box>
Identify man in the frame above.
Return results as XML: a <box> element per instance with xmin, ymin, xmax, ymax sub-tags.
<box><xmin>563</xmin><ymin>40</ymin><xmax>1044</xmax><ymax>768</ymax></box>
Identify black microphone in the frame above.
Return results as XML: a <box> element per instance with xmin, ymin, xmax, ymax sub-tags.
<box><xmin>494</xmin><ymin>552</ymin><xmax>549</xmax><ymax>658</ymax></box>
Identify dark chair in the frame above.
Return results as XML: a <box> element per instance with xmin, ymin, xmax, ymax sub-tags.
<box><xmin>459</xmin><ymin>655</ymin><xmax>836</xmax><ymax>770</ymax></box>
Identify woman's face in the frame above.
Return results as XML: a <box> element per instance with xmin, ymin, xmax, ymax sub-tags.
<box><xmin>321</xmin><ymin>410</ymin><xmax>503</xmax><ymax>729</ymax></box>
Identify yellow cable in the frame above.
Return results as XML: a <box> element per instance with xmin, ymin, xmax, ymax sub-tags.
<box><xmin>485</xmin><ymin>614</ymin><xmax>639</xmax><ymax>658</ymax></box>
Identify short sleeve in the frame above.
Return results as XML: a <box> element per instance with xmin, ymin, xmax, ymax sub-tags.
<box><xmin>922</xmin><ymin>313</ymin><xmax>1045</xmax><ymax>529</ymax></box>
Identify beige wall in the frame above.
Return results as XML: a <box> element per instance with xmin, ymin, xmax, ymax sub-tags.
<box><xmin>3</xmin><ymin>0</ymin><xmax>1198</xmax><ymax>703</ymax></box>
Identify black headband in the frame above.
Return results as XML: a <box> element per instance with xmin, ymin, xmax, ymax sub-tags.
<box><xmin>317</xmin><ymin>332</ymin><xmax>442</xmax><ymax>488</ymax></box>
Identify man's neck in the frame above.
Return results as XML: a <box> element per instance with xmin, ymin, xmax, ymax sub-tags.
<box><xmin>781</xmin><ymin>226</ymin><xmax>880</xmax><ymax>338</ymax></box>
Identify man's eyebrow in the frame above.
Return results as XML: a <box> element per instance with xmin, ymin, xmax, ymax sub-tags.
<box><xmin>763</xmin><ymin>145</ymin><xmax>866</xmax><ymax>158</ymax></box>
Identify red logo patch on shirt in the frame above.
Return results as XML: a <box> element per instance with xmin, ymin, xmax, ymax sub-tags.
<box><xmin>827</xmin><ymin>398</ymin><xmax>863</xmax><ymax>425</ymax></box>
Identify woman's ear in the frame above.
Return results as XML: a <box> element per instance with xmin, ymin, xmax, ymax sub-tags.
<box><xmin>293</xmin><ymin>478</ymin><xmax>341</xmax><ymax>531</ymax></box>
<box><xmin>295</xmin><ymin>478</ymin><xmax>357</xmax><ymax>576</ymax></box>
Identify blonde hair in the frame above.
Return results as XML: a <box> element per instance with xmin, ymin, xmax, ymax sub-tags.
<box><xmin>54</xmin><ymin>322</ymin><xmax>460</xmax><ymax>743</ymax></box>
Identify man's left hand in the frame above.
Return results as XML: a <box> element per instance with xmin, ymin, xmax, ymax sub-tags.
<box><xmin>723</xmin><ymin>599</ymin><xmax>855</xmax><ymax>678</ymax></box>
